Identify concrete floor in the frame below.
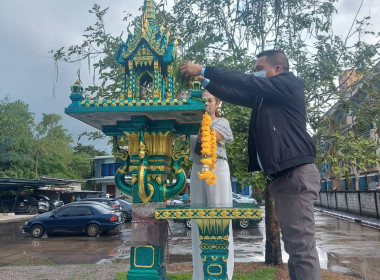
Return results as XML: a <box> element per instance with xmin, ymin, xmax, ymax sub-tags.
<box><xmin>0</xmin><ymin>208</ymin><xmax>379</xmax><ymax>279</ymax></box>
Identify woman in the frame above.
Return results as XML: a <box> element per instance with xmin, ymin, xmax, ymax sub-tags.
<box><xmin>189</xmin><ymin>89</ymin><xmax>234</xmax><ymax>280</ymax></box>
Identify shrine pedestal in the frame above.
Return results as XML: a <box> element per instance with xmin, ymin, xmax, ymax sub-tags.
<box><xmin>155</xmin><ymin>205</ymin><xmax>262</xmax><ymax>280</ymax></box>
<box><xmin>128</xmin><ymin>202</ymin><xmax>168</xmax><ymax>280</ymax></box>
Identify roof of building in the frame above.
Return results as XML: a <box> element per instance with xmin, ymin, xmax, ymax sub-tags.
<box><xmin>89</xmin><ymin>155</ymin><xmax>114</xmax><ymax>160</ymax></box>
<box><xmin>0</xmin><ymin>177</ymin><xmax>83</xmax><ymax>191</ymax></box>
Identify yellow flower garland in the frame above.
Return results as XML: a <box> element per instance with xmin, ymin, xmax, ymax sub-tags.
<box><xmin>197</xmin><ymin>112</ymin><xmax>217</xmax><ymax>185</ymax></box>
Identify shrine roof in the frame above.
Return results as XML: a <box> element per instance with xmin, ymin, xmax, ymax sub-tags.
<box><xmin>116</xmin><ymin>0</ymin><xmax>177</xmax><ymax>64</ymax></box>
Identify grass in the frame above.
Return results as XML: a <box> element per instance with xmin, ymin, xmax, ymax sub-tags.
<box><xmin>115</xmin><ymin>272</ymin><xmax>127</xmax><ymax>280</ymax></box>
<box><xmin>115</xmin><ymin>267</ymin><xmax>277</xmax><ymax>280</ymax></box>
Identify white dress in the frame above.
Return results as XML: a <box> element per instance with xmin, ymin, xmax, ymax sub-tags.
<box><xmin>189</xmin><ymin>117</ymin><xmax>234</xmax><ymax>280</ymax></box>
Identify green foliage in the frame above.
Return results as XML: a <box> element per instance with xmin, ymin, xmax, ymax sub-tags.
<box><xmin>114</xmin><ymin>271</ymin><xmax>127</xmax><ymax>280</ymax></box>
<box><xmin>51</xmin><ymin>1</ymin><xmax>379</xmax><ymax>185</ymax></box>
<box><xmin>0</xmin><ymin>97</ymin><xmax>36</xmax><ymax>178</ymax></box>
<box><xmin>315</xmin><ymin>68</ymin><xmax>380</xmax><ymax>182</ymax></box>
<box><xmin>173</xmin><ymin>56</ymin><xmax>190</xmax><ymax>91</ymax></box>
<box><xmin>73</xmin><ymin>143</ymin><xmax>107</xmax><ymax>157</ymax></box>
<box><xmin>0</xmin><ymin>97</ymin><xmax>105</xmax><ymax>183</ymax></box>
<box><xmin>170</xmin><ymin>0</ymin><xmax>380</xmax><ymax>186</ymax></box>
<box><xmin>247</xmin><ymin>267</ymin><xmax>277</xmax><ymax>280</ymax></box>
<box><xmin>50</xmin><ymin>0</ymin><xmax>379</xmax><ymax>266</ymax></box>
<box><xmin>316</xmin><ymin>131</ymin><xmax>380</xmax><ymax>182</ymax></box>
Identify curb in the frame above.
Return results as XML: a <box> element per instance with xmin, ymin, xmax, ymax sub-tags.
<box><xmin>0</xmin><ymin>215</ymin><xmax>34</xmax><ymax>224</ymax></box>
<box><xmin>315</xmin><ymin>208</ymin><xmax>380</xmax><ymax>230</ymax></box>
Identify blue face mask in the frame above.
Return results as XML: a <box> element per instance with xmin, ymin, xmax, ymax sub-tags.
<box><xmin>254</xmin><ymin>71</ymin><xmax>266</xmax><ymax>78</ymax></box>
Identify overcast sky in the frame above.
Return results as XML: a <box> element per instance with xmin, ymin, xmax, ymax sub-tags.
<box><xmin>0</xmin><ymin>0</ymin><xmax>379</xmax><ymax>154</ymax></box>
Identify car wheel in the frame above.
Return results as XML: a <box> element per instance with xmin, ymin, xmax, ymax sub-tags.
<box><xmin>86</xmin><ymin>223</ymin><xmax>100</xmax><ymax>237</ymax></box>
<box><xmin>31</xmin><ymin>225</ymin><xmax>44</xmax><ymax>238</ymax></box>
<box><xmin>28</xmin><ymin>206</ymin><xmax>38</xmax><ymax>215</ymax></box>
<box><xmin>238</xmin><ymin>219</ymin><xmax>250</xmax><ymax>229</ymax></box>
<box><xmin>185</xmin><ymin>219</ymin><xmax>192</xmax><ymax>229</ymax></box>
<box><xmin>48</xmin><ymin>205</ymin><xmax>54</xmax><ymax>211</ymax></box>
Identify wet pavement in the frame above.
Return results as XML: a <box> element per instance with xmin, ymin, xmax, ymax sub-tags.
<box><xmin>0</xmin><ymin>209</ymin><xmax>379</xmax><ymax>279</ymax></box>
<box><xmin>315</xmin><ymin>212</ymin><xmax>380</xmax><ymax>279</ymax></box>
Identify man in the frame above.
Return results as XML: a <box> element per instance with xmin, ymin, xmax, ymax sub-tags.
<box><xmin>180</xmin><ymin>50</ymin><xmax>321</xmax><ymax>280</ymax></box>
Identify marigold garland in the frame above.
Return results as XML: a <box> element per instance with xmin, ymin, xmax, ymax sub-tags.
<box><xmin>197</xmin><ymin>112</ymin><xmax>217</xmax><ymax>185</ymax></box>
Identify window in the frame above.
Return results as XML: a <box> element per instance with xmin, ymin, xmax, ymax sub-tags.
<box><xmin>101</xmin><ymin>163</ymin><xmax>121</xmax><ymax>176</ymax></box>
<box><xmin>349</xmin><ymin>177</ymin><xmax>356</xmax><ymax>190</ymax></box>
<box><xmin>358</xmin><ymin>176</ymin><xmax>368</xmax><ymax>190</ymax></box>
<box><xmin>73</xmin><ymin>207</ymin><xmax>93</xmax><ymax>216</ymax></box>
<box><xmin>340</xmin><ymin>179</ymin><xmax>347</xmax><ymax>190</ymax></box>
<box><xmin>55</xmin><ymin>207</ymin><xmax>73</xmax><ymax>217</ymax></box>
<box><xmin>368</xmin><ymin>174</ymin><xmax>379</xmax><ymax>190</ymax></box>
<box><xmin>320</xmin><ymin>181</ymin><xmax>327</xmax><ymax>191</ymax></box>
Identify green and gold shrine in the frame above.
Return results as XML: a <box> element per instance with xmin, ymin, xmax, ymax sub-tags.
<box><xmin>155</xmin><ymin>205</ymin><xmax>261</xmax><ymax>279</ymax></box>
<box><xmin>65</xmin><ymin>1</ymin><xmax>261</xmax><ymax>279</ymax></box>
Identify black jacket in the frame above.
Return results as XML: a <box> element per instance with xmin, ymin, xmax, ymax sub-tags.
<box><xmin>204</xmin><ymin>66</ymin><xmax>316</xmax><ymax>176</ymax></box>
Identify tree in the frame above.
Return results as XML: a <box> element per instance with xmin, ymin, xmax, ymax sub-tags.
<box><xmin>34</xmin><ymin>113</ymin><xmax>74</xmax><ymax>178</ymax></box>
<box><xmin>316</xmin><ymin>69</ymin><xmax>380</xmax><ymax>187</ymax></box>
<box><xmin>0</xmin><ymin>97</ymin><xmax>36</xmax><ymax>178</ymax></box>
<box><xmin>73</xmin><ymin>143</ymin><xmax>107</xmax><ymax>157</ymax></box>
<box><xmin>0</xmin><ymin>97</ymin><xmax>106</xmax><ymax>185</ymax></box>
<box><xmin>169</xmin><ymin>0</ymin><xmax>379</xmax><ymax>263</ymax></box>
<box><xmin>51</xmin><ymin>0</ymin><xmax>380</xmax><ymax>264</ymax></box>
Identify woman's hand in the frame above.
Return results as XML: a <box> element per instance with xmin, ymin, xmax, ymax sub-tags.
<box><xmin>213</xmin><ymin>129</ymin><xmax>224</xmax><ymax>142</ymax></box>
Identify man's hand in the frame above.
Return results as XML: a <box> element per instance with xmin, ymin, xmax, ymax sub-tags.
<box><xmin>195</xmin><ymin>75</ymin><xmax>205</xmax><ymax>83</ymax></box>
<box><xmin>180</xmin><ymin>62</ymin><xmax>203</xmax><ymax>78</ymax></box>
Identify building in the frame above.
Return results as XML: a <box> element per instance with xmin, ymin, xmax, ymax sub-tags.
<box><xmin>90</xmin><ymin>156</ymin><xmax>122</xmax><ymax>198</ymax></box>
<box><xmin>319</xmin><ymin>62</ymin><xmax>380</xmax><ymax>191</ymax></box>
<box><xmin>0</xmin><ymin>177</ymin><xmax>100</xmax><ymax>206</ymax></box>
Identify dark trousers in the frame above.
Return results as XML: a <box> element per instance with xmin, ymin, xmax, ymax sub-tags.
<box><xmin>269</xmin><ymin>163</ymin><xmax>321</xmax><ymax>280</ymax></box>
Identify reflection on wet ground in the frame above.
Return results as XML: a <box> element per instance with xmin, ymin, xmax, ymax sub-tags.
<box><xmin>315</xmin><ymin>213</ymin><xmax>380</xmax><ymax>279</ymax></box>
<box><xmin>0</xmin><ymin>209</ymin><xmax>379</xmax><ymax>279</ymax></box>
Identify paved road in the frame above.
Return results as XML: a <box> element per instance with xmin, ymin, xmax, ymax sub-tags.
<box><xmin>0</xmin><ymin>209</ymin><xmax>378</xmax><ymax>279</ymax></box>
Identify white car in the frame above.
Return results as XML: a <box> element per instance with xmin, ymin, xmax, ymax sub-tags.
<box><xmin>232</xmin><ymin>192</ymin><xmax>257</xmax><ymax>204</ymax></box>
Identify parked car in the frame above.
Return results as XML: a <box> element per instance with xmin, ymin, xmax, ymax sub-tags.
<box><xmin>116</xmin><ymin>199</ymin><xmax>132</xmax><ymax>222</ymax></box>
<box><xmin>167</xmin><ymin>195</ymin><xmax>186</xmax><ymax>205</ymax></box>
<box><xmin>85</xmin><ymin>193</ymin><xmax>106</xmax><ymax>198</ymax></box>
<box><xmin>171</xmin><ymin>199</ymin><xmax>261</xmax><ymax>229</ymax></box>
<box><xmin>70</xmin><ymin>200</ymin><xmax>128</xmax><ymax>222</ymax></box>
<box><xmin>81</xmin><ymin>198</ymin><xmax>121</xmax><ymax>211</ymax></box>
<box><xmin>36</xmin><ymin>199</ymin><xmax>50</xmax><ymax>213</ymax></box>
<box><xmin>23</xmin><ymin>203</ymin><xmax>122</xmax><ymax>238</ymax></box>
<box><xmin>0</xmin><ymin>194</ymin><xmax>48</xmax><ymax>214</ymax></box>
<box><xmin>232</xmin><ymin>192</ymin><xmax>257</xmax><ymax>204</ymax></box>
<box><xmin>69</xmin><ymin>201</ymin><xmax>115</xmax><ymax>211</ymax></box>
<box><xmin>30</xmin><ymin>195</ymin><xmax>64</xmax><ymax>211</ymax></box>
